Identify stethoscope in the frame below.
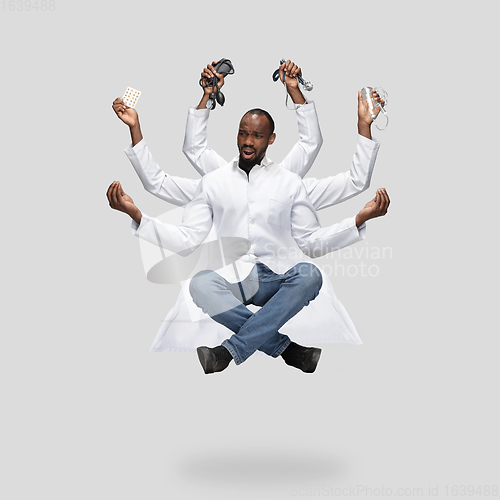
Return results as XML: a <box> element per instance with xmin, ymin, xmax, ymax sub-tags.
<box><xmin>272</xmin><ymin>58</ymin><xmax>314</xmax><ymax>109</ymax></box>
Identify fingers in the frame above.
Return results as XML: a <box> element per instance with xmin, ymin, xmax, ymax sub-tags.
<box><xmin>107</xmin><ymin>181</ymin><xmax>118</xmax><ymax>208</ymax></box>
<box><xmin>380</xmin><ymin>188</ymin><xmax>390</xmax><ymax>213</ymax></box>
<box><xmin>358</xmin><ymin>91</ymin><xmax>370</xmax><ymax>116</ymax></box>
<box><xmin>202</xmin><ymin>64</ymin><xmax>215</xmax><ymax>79</ymax></box>
<box><xmin>112</xmin><ymin>97</ymin><xmax>129</xmax><ymax>115</ymax></box>
<box><xmin>361</xmin><ymin>188</ymin><xmax>391</xmax><ymax>223</ymax></box>
<box><xmin>106</xmin><ymin>182</ymin><xmax>115</xmax><ymax>205</ymax></box>
<box><xmin>111</xmin><ymin>182</ymin><xmax>120</xmax><ymax>208</ymax></box>
<box><xmin>201</xmin><ymin>63</ymin><xmax>224</xmax><ymax>86</ymax></box>
<box><xmin>372</xmin><ymin>90</ymin><xmax>385</xmax><ymax>108</ymax></box>
<box><xmin>112</xmin><ymin>97</ymin><xmax>123</xmax><ymax>112</ymax></box>
<box><xmin>284</xmin><ymin>59</ymin><xmax>301</xmax><ymax>78</ymax></box>
<box><xmin>358</xmin><ymin>91</ymin><xmax>367</xmax><ymax>112</ymax></box>
<box><xmin>107</xmin><ymin>181</ymin><xmax>126</xmax><ymax>210</ymax></box>
<box><xmin>376</xmin><ymin>188</ymin><xmax>390</xmax><ymax>215</ymax></box>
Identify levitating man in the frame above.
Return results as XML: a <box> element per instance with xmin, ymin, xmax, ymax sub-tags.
<box><xmin>109</xmin><ymin>60</ymin><xmax>386</xmax><ymax>361</ymax></box>
<box><xmin>107</xmin><ymin>95</ymin><xmax>390</xmax><ymax>373</ymax></box>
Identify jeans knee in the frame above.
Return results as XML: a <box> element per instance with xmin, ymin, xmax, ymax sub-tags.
<box><xmin>296</xmin><ymin>262</ymin><xmax>323</xmax><ymax>294</ymax></box>
<box><xmin>189</xmin><ymin>270</ymin><xmax>218</xmax><ymax>302</ymax></box>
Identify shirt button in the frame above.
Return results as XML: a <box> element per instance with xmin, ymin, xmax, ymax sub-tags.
<box><xmin>248</xmin><ymin>199</ymin><xmax>254</xmax><ymax>203</ymax></box>
<box><xmin>250</xmin><ymin>219</ymin><xmax>255</xmax><ymax>224</ymax></box>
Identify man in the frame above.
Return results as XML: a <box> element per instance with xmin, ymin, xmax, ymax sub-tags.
<box><xmin>106</xmin><ymin>104</ymin><xmax>390</xmax><ymax>374</ymax></box>
<box><xmin>109</xmin><ymin>60</ymin><xmax>385</xmax><ymax>359</ymax></box>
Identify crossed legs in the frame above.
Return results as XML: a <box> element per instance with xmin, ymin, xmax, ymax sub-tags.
<box><xmin>189</xmin><ymin>262</ymin><xmax>323</xmax><ymax>370</ymax></box>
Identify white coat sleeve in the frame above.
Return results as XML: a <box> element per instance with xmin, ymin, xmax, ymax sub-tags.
<box><xmin>124</xmin><ymin>139</ymin><xmax>201</xmax><ymax>207</ymax></box>
<box><xmin>279</xmin><ymin>101</ymin><xmax>323</xmax><ymax>178</ymax></box>
<box><xmin>130</xmin><ymin>177</ymin><xmax>213</xmax><ymax>256</ymax></box>
<box><xmin>182</xmin><ymin>106</ymin><xmax>228</xmax><ymax>176</ymax></box>
<box><xmin>290</xmin><ymin>181</ymin><xmax>366</xmax><ymax>258</ymax></box>
<box><xmin>302</xmin><ymin>134</ymin><xmax>381</xmax><ymax>211</ymax></box>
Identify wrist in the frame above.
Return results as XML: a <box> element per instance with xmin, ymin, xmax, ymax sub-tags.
<box><xmin>130</xmin><ymin>208</ymin><xmax>142</xmax><ymax>225</ymax></box>
<box><xmin>197</xmin><ymin>94</ymin><xmax>210</xmax><ymax>110</ymax></box>
<box><xmin>355</xmin><ymin>212</ymin><xmax>367</xmax><ymax>228</ymax></box>
<box><xmin>357</xmin><ymin>120</ymin><xmax>372</xmax><ymax>140</ymax></box>
<box><xmin>130</xmin><ymin>122</ymin><xmax>143</xmax><ymax>147</ymax></box>
<box><xmin>287</xmin><ymin>86</ymin><xmax>306</xmax><ymax>105</ymax></box>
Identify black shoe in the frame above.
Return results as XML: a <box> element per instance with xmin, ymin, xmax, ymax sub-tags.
<box><xmin>281</xmin><ymin>341</ymin><xmax>321</xmax><ymax>373</ymax></box>
<box><xmin>196</xmin><ymin>345</ymin><xmax>233</xmax><ymax>374</ymax></box>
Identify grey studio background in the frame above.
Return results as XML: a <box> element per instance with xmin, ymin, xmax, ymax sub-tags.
<box><xmin>1</xmin><ymin>1</ymin><xmax>498</xmax><ymax>499</ymax></box>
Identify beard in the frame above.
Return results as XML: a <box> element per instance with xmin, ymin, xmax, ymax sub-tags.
<box><xmin>238</xmin><ymin>146</ymin><xmax>262</xmax><ymax>169</ymax></box>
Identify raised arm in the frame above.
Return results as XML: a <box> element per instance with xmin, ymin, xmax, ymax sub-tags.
<box><xmin>301</xmin><ymin>90</ymin><xmax>385</xmax><ymax>211</ymax></box>
<box><xmin>277</xmin><ymin>60</ymin><xmax>323</xmax><ymax>177</ymax></box>
<box><xmin>182</xmin><ymin>62</ymin><xmax>229</xmax><ymax>176</ymax></box>
<box><xmin>302</xmin><ymin>134</ymin><xmax>380</xmax><ymax>211</ymax></box>
<box><xmin>112</xmin><ymin>97</ymin><xmax>201</xmax><ymax>206</ymax></box>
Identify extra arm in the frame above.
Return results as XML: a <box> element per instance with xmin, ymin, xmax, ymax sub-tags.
<box><xmin>130</xmin><ymin>178</ymin><xmax>214</xmax><ymax>256</ymax></box>
<box><xmin>290</xmin><ymin>181</ymin><xmax>366</xmax><ymax>258</ymax></box>
<box><xmin>279</xmin><ymin>102</ymin><xmax>323</xmax><ymax>178</ymax></box>
<box><xmin>272</xmin><ymin>59</ymin><xmax>323</xmax><ymax>178</ymax></box>
<box><xmin>302</xmin><ymin>133</ymin><xmax>381</xmax><ymax>211</ymax></box>
<box><xmin>296</xmin><ymin>89</ymin><xmax>385</xmax><ymax>210</ymax></box>
<box><xmin>124</xmin><ymin>140</ymin><xmax>201</xmax><ymax>207</ymax></box>
<box><xmin>112</xmin><ymin>97</ymin><xmax>202</xmax><ymax>206</ymax></box>
<box><xmin>182</xmin><ymin>61</ymin><xmax>230</xmax><ymax>176</ymax></box>
<box><xmin>181</xmin><ymin>106</ymin><xmax>228</xmax><ymax>176</ymax></box>
<box><xmin>290</xmin><ymin>181</ymin><xmax>390</xmax><ymax>258</ymax></box>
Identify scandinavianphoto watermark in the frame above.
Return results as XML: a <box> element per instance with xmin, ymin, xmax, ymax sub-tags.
<box><xmin>316</xmin><ymin>242</ymin><xmax>393</xmax><ymax>278</ymax></box>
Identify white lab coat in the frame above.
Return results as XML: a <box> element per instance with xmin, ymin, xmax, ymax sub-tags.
<box><xmin>123</xmin><ymin>102</ymin><xmax>381</xmax><ymax>351</ymax></box>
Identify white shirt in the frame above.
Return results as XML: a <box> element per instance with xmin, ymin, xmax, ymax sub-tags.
<box><xmin>131</xmin><ymin>156</ymin><xmax>366</xmax><ymax>283</ymax></box>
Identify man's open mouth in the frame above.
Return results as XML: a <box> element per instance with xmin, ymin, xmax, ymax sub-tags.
<box><xmin>242</xmin><ymin>148</ymin><xmax>255</xmax><ymax>159</ymax></box>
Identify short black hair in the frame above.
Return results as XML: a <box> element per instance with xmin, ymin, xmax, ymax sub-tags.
<box><xmin>242</xmin><ymin>108</ymin><xmax>275</xmax><ymax>136</ymax></box>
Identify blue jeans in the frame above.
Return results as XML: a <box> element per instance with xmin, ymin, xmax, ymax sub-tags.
<box><xmin>189</xmin><ymin>262</ymin><xmax>323</xmax><ymax>365</ymax></box>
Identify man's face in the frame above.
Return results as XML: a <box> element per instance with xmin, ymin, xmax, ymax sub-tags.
<box><xmin>237</xmin><ymin>114</ymin><xmax>276</xmax><ymax>169</ymax></box>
